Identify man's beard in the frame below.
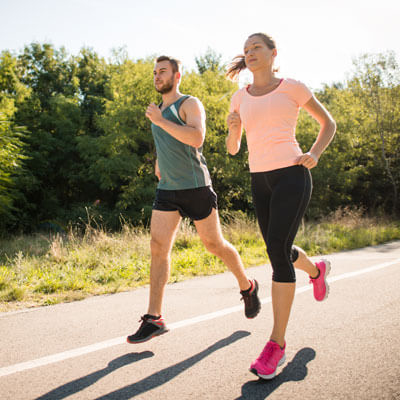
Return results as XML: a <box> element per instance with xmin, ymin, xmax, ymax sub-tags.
<box><xmin>155</xmin><ymin>77</ymin><xmax>174</xmax><ymax>94</ymax></box>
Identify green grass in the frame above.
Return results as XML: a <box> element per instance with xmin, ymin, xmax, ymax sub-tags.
<box><xmin>1</xmin><ymin>209</ymin><xmax>399</xmax><ymax>311</ymax></box>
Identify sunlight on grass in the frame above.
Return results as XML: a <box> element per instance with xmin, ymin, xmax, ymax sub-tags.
<box><xmin>0</xmin><ymin>208</ymin><xmax>399</xmax><ymax>311</ymax></box>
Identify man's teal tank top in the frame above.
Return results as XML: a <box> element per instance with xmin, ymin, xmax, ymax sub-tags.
<box><xmin>151</xmin><ymin>95</ymin><xmax>212</xmax><ymax>190</ymax></box>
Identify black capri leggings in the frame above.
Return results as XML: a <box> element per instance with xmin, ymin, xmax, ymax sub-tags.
<box><xmin>251</xmin><ymin>165</ymin><xmax>312</xmax><ymax>283</ymax></box>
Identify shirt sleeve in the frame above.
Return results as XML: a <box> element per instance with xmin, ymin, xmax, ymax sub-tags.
<box><xmin>292</xmin><ymin>80</ymin><xmax>313</xmax><ymax>107</ymax></box>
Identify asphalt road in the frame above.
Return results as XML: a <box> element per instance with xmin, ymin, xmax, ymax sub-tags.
<box><xmin>1</xmin><ymin>241</ymin><xmax>400</xmax><ymax>400</ymax></box>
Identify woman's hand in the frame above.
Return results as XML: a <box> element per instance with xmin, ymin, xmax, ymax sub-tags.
<box><xmin>227</xmin><ymin>112</ymin><xmax>241</xmax><ymax>132</ymax></box>
<box><xmin>297</xmin><ymin>152</ymin><xmax>319</xmax><ymax>169</ymax></box>
<box><xmin>226</xmin><ymin>112</ymin><xmax>243</xmax><ymax>155</ymax></box>
<box><xmin>301</xmin><ymin>96</ymin><xmax>336</xmax><ymax>167</ymax></box>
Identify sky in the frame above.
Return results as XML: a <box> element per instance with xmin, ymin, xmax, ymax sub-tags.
<box><xmin>1</xmin><ymin>0</ymin><xmax>399</xmax><ymax>90</ymax></box>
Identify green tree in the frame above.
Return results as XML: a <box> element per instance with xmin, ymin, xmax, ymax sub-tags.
<box><xmin>76</xmin><ymin>48</ymin><xmax>109</xmax><ymax>137</ymax></box>
<box><xmin>0</xmin><ymin>98</ymin><xmax>26</xmax><ymax>228</ymax></box>
<box><xmin>296</xmin><ymin>85</ymin><xmax>366</xmax><ymax>217</ymax></box>
<box><xmin>73</xmin><ymin>49</ymin><xmax>111</xmax><ymax>206</ymax></box>
<box><xmin>349</xmin><ymin>52</ymin><xmax>400</xmax><ymax>215</ymax></box>
<box><xmin>0</xmin><ymin>51</ymin><xmax>29</xmax><ymax>230</ymax></box>
<box><xmin>12</xmin><ymin>43</ymin><xmax>83</xmax><ymax>229</ymax></box>
<box><xmin>195</xmin><ymin>48</ymin><xmax>224</xmax><ymax>74</ymax></box>
<box><xmin>88</xmin><ymin>58</ymin><xmax>158</xmax><ymax>223</ymax></box>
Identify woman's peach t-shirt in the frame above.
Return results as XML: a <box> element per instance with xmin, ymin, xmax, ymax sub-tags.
<box><xmin>229</xmin><ymin>78</ymin><xmax>313</xmax><ymax>173</ymax></box>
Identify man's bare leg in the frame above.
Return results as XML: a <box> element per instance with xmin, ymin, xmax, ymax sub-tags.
<box><xmin>194</xmin><ymin>208</ymin><xmax>251</xmax><ymax>291</ymax></box>
<box><xmin>148</xmin><ymin>210</ymin><xmax>181</xmax><ymax>316</ymax></box>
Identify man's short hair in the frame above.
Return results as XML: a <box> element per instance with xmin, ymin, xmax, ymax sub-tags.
<box><xmin>156</xmin><ymin>55</ymin><xmax>182</xmax><ymax>74</ymax></box>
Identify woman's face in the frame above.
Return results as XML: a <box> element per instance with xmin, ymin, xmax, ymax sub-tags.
<box><xmin>244</xmin><ymin>35</ymin><xmax>276</xmax><ymax>72</ymax></box>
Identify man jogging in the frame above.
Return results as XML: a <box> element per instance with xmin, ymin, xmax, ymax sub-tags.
<box><xmin>127</xmin><ymin>56</ymin><xmax>260</xmax><ymax>344</ymax></box>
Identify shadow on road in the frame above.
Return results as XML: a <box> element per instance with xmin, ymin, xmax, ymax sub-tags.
<box><xmin>34</xmin><ymin>351</ymin><xmax>154</xmax><ymax>400</ymax></box>
<box><xmin>236</xmin><ymin>347</ymin><xmax>316</xmax><ymax>400</ymax></box>
<box><xmin>96</xmin><ymin>330</ymin><xmax>250</xmax><ymax>399</ymax></box>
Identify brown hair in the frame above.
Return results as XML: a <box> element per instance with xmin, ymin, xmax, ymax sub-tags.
<box><xmin>155</xmin><ymin>55</ymin><xmax>182</xmax><ymax>74</ymax></box>
<box><xmin>225</xmin><ymin>33</ymin><xmax>277</xmax><ymax>81</ymax></box>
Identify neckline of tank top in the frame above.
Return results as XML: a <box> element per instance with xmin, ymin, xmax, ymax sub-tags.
<box><xmin>159</xmin><ymin>95</ymin><xmax>190</xmax><ymax>112</ymax></box>
<box><xmin>245</xmin><ymin>78</ymin><xmax>285</xmax><ymax>98</ymax></box>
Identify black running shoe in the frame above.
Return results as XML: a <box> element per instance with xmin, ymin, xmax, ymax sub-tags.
<box><xmin>127</xmin><ymin>314</ymin><xmax>169</xmax><ymax>344</ymax></box>
<box><xmin>240</xmin><ymin>279</ymin><xmax>261</xmax><ymax>319</ymax></box>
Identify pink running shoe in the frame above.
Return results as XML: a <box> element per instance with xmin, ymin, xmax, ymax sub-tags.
<box><xmin>310</xmin><ymin>259</ymin><xmax>331</xmax><ymax>301</ymax></box>
<box><xmin>250</xmin><ymin>340</ymin><xmax>286</xmax><ymax>379</ymax></box>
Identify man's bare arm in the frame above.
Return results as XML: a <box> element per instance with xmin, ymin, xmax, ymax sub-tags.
<box><xmin>145</xmin><ymin>97</ymin><xmax>205</xmax><ymax>148</ymax></box>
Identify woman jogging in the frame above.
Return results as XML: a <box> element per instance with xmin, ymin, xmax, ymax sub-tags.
<box><xmin>226</xmin><ymin>33</ymin><xmax>336</xmax><ymax>379</ymax></box>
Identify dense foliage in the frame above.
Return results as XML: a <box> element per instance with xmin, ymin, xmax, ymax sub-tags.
<box><xmin>0</xmin><ymin>44</ymin><xmax>399</xmax><ymax>233</ymax></box>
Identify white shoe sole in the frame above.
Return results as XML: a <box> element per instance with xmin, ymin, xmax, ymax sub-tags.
<box><xmin>251</xmin><ymin>353</ymin><xmax>286</xmax><ymax>380</ymax></box>
<box><xmin>320</xmin><ymin>258</ymin><xmax>331</xmax><ymax>301</ymax></box>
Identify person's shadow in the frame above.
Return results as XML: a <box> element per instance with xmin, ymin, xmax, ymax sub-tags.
<box><xmin>236</xmin><ymin>347</ymin><xmax>316</xmax><ymax>399</ymax></box>
<box><xmin>34</xmin><ymin>352</ymin><xmax>154</xmax><ymax>400</ymax></box>
<box><xmin>96</xmin><ymin>330</ymin><xmax>250</xmax><ymax>399</ymax></box>
<box><xmin>35</xmin><ymin>330</ymin><xmax>250</xmax><ymax>400</ymax></box>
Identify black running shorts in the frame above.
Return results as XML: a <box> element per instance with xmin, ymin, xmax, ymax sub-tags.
<box><xmin>152</xmin><ymin>186</ymin><xmax>218</xmax><ymax>220</ymax></box>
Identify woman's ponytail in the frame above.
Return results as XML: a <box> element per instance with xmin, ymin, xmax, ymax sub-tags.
<box><xmin>226</xmin><ymin>55</ymin><xmax>246</xmax><ymax>81</ymax></box>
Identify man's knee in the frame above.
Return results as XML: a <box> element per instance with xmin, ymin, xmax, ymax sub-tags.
<box><xmin>150</xmin><ymin>236</ymin><xmax>170</xmax><ymax>258</ymax></box>
<box><xmin>202</xmin><ymin>237</ymin><xmax>226</xmax><ymax>255</ymax></box>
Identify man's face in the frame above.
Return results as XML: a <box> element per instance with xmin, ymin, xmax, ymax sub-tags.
<box><xmin>153</xmin><ymin>60</ymin><xmax>176</xmax><ymax>94</ymax></box>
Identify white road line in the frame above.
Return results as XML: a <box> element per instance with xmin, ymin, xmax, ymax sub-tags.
<box><xmin>1</xmin><ymin>257</ymin><xmax>399</xmax><ymax>378</ymax></box>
